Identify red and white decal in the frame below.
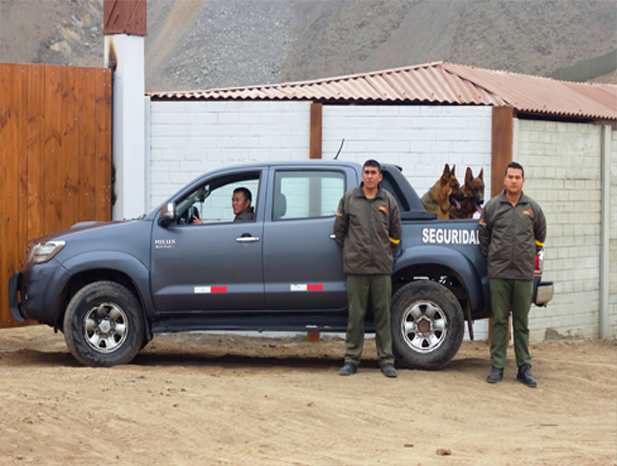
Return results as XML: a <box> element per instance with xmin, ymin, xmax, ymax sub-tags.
<box><xmin>194</xmin><ymin>286</ymin><xmax>228</xmax><ymax>294</ymax></box>
<box><xmin>290</xmin><ymin>284</ymin><xmax>324</xmax><ymax>292</ymax></box>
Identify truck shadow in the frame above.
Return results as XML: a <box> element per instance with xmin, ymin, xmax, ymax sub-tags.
<box><xmin>0</xmin><ymin>349</ymin><xmax>83</xmax><ymax>368</ymax></box>
<box><xmin>0</xmin><ymin>348</ymin><xmax>488</xmax><ymax>372</ymax></box>
<box><xmin>132</xmin><ymin>352</ymin><xmax>364</xmax><ymax>370</ymax></box>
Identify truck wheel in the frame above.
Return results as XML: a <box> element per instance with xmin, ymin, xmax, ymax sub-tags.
<box><xmin>391</xmin><ymin>280</ymin><xmax>464</xmax><ymax>370</ymax></box>
<box><xmin>63</xmin><ymin>281</ymin><xmax>145</xmax><ymax>367</ymax></box>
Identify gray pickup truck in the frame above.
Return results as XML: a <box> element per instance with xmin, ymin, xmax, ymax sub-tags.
<box><xmin>9</xmin><ymin>161</ymin><xmax>553</xmax><ymax>368</ymax></box>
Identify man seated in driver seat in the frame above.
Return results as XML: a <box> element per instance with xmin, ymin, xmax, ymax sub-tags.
<box><xmin>193</xmin><ymin>187</ymin><xmax>255</xmax><ymax>224</ymax></box>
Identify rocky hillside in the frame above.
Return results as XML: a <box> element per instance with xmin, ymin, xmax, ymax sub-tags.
<box><xmin>1</xmin><ymin>0</ymin><xmax>615</xmax><ymax>92</ymax></box>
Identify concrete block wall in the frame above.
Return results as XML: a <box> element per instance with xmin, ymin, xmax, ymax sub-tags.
<box><xmin>148</xmin><ymin>100</ymin><xmax>311</xmax><ymax>212</ymax></box>
<box><xmin>610</xmin><ymin>128</ymin><xmax>617</xmax><ymax>337</ymax></box>
<box><xmin>514</xmin><ymin>119</ymin><xmax>604</xmax><ymax>341</ymax></box>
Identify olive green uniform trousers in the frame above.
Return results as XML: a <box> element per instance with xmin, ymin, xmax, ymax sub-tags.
<box><xmin>344</xmin><ymin>274</ymin><xmax>394</xmax><ymax>367</ymax></box>
<box><xmin>489</xmin><ymin>278</ymin><xmax>534</xmax><ymax>369</ymax></box>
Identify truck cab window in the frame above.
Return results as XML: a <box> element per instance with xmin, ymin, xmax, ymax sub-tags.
<box><xmin>176</xmin><ymin>173</ymin><xmax>260</xmax><ymax>225</ymax></box>
<box><xmin>273</xmin><ymin>170</ymin><xmax>345</xmax><ymax>221</ymax></box>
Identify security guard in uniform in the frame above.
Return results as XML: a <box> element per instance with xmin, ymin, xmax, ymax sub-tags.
<box><xmin>479</xmin><ymin>161</ymin><xmax>546</xmax><ymax>387</ymax></box>
<box><xmin>333</xmin><ymin>159</ymin><xmax>402</xmax><ymax>378</ymax></box>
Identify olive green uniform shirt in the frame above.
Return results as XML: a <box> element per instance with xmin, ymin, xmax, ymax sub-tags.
<box><xmin>333</xmin><ymin>184</ymin><xmax>402</xmax><ymax>275</ymax></box>
<box><xmin>234</xmin><ymin>206</ymin><xmax>254</xmax><ymax>222</ymax></box>
<box><xmin>478</xmin><ymin>190</ymin><xmax>546</xmax><ymax>280</ymax></box>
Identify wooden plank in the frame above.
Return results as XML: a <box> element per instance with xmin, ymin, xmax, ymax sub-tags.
<box><xmin>104</xmin><ymin>0</ymin><xmax>147</xmax><ymax>36</ymax></box>
<box><xmin>19</xmin><ymin>65</ymin><xmax>40</xmax><ymax>327</ymax></box>
<box><xmin>309</xmin><ymin>103</ymin><xmax>322</xmax><ymax>160</ymax></box>
<box><xmin>489</xmin><ymin>106</ymin><xmax>515</xmax><ymax>344</ymax></box>
<box><xmin>79</xmin><ymin>69</ymin><xmax>97</xmax><ymax>221</ymax></box>
<box><xmin>490</xmin><ymin>106</ymin><xmax>514</xmax><ymax>197</ymax></box>
<box><xmin>27</xmin><ymin>65</ymin><xmax>46</xmax><ymax>243</ymax></box>
<box><xmin>0</xmin><ymin>64</ymin><xmax>22</xmax><ymax>327</ymax></box>
<box><xmin>95</xmin><ymin>69</ymin><xmax>112</xmax><ymax>221</ymax></box>
<box><xmin>103</xmin><ymin>70</ymin><xmax>112</xmax><ymax>220</ymax></box>
<box><xmin>45</xmin><ymin>66</ymin><xmax>64</xmax><ymax>235</ymax></box>
<box><xmin>308</xmin><ymin>103</ymin><xmax>323</xmax><ymax>221</ymax></box>
<box><xmin>17</xmin><ymin>66</ymin><xmax>29</xmax><ymax>266</ymax></box>
<box><xmin>61</xmin><ymin>67</ymin><xmax>79</xmax><ymax>229</ymax></box>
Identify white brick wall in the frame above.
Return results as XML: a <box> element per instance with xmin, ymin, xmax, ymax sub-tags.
<box><xmin>322</xmin><ymin>106</ymin><xmax>493</xmax><ymax>199</ymax></box>
<box><xmin>515</xmin><ymin>119</ymin><xmax>605</xmax><ymax>341</ymax></box>
<box><xmin>149</xmin><ymin>103</ymin><xmax>492</xmax><ymax>210</ymax></box>
<box><xmin>147</xmin><ymin>101</ymin><xmax>613</xmax><ymax>342</ymax></box>
<box><xmin>148</xmin><ymin>101</ymin><xmax>311</xmax><ymax>211</ymax></box>
<box><xmin>610</xmin><ymin>128</ymin><xmax>617</xmax><ymax>337</ymax></box>
<box><xmin>147</xmin><ymin>102</ymin><xmax>494</xmax><ymax>339</ymax></box>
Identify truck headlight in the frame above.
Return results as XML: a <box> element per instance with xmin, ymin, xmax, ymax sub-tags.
<box><xmin>25</xmin><ymin>241</ymin><xmax>66</xmax><ymax>265</ymax></box>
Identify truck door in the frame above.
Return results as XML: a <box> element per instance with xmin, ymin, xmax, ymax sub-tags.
<box><xmin>262</xmin><ymin>167</ymin><xmax>350</xmax><ymax>311</ymax></box>
<box><xmin>150</xmin><ymin>170</ymin><xmax>265</xmax><ymax>312</ymax></box>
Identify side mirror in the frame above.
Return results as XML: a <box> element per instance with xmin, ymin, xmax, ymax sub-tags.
<box><xmin>158</xmin><ymin>203</ymin><xmax>176</xmax><ymax>227</ymax></box>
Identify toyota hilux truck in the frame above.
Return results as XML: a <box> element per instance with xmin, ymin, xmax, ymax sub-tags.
<box><xmin>9</xmin><ymin>161</ymin><xmax>553</xmax><ymax>368</ymax></box>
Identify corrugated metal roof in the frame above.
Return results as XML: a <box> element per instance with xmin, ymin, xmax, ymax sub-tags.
<box><xmin>149</xmin><ymin>62</ymin><xmax>617</xmax><ymax>120</ymax></box>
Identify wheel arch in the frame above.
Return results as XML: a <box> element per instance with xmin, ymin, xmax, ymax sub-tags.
<box><xmin>393</xmin><ymin>246</ymin><xmax>486</xmax><ymax>315</ymax></box>
<box><xmin>55</xmin><ymin>253</ymin><xmax>153</xmax><ymax>342</ymax></box>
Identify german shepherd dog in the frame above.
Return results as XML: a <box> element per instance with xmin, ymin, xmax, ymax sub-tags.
<box><xmin>421</xmin><ymin>164</ymin><xmax>467</xmax><ymax>220</ymax></box>
<box><xmin>450</xmin><ymin>167</ymin><xmax>485</xmax><ymax>219</ymax></box>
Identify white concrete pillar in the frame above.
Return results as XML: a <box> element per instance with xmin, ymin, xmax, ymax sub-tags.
<box><xmin>104</xmin><ymin>35</ymin><xmax>146</xmax><ymax>220</ymax></box>
<box><xmin>600</xmin><ymin>124</ymin><xmax>612</xmax><ymax>338</ymax></box>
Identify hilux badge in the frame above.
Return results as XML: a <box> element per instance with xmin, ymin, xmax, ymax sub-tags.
<box><xmin>155</xmin><ymin>239</ymin><xmax>176</xmax><ymax>249</ymax></box>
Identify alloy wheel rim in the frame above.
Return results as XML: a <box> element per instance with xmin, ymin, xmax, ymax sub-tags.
<box><xmin>401</xmin><ymin>300</ymin><xmax>448</xmax><ymax>353</ymax></box>
<box><xmin>83</xmin><ymin>302</ymin><xmax>128</xmax><ymax>353</ymax></box>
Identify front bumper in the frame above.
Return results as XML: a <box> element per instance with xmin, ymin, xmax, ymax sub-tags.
<box><xmin>7</xmin><ymin>259</ymin><xmax>70</xmax><ymax>326</ymax></box>
<box><xmin>8</xmin><ymin>272</ymin><xmax>25</xmax><ymax>323</ymax></box>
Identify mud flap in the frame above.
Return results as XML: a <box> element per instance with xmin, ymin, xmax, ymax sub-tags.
<box><xmin>9</xmin><ymin>271</ymin><xmax>26</xmax><ymax>323</ymax></box>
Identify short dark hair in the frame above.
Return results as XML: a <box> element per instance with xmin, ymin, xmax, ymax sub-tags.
<box><xmin>234</xmin><ymin>187</ymin><xmax>252</xmax><ymax>203</ymax></box>
<box><xmin>363</xmin><ymin>159</ymin><xmax>382</xmax><ymax>174</ymax></box>
<box><xmin>505</xmin><ymin>161</ymin><xmax>524</xmax><ymax>179</ymax></box>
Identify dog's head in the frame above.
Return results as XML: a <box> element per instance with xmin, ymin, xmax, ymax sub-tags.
<box><xmin>441</xmin><ymin>164</ymin><xmax>466</xmax><ymax>209</ymax></box>
<box><xmin>463</xmin><ymin>167</ymin><xmax>485</xmax><ymax>213</ymax></box>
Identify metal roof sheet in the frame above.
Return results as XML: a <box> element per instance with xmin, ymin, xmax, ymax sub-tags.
<box><xmin>149</xmin><ymin>62</ymin><xmax>617</xmax><ymax>120</ymax></box>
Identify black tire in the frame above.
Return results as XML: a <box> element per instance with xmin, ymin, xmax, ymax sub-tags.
<box><xmin>391</xmin><ymin>280</ymin><xmax>464</xmax><ymax>370</ymax></box>
<box><xmin>63</xmin><ymin>281</ymin><xmax>145</xmax><ymax>367</ymax></box>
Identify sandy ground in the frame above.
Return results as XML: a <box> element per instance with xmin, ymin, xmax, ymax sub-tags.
<box><xmin>0</xmin><ymin>326</ymin><xmax>615</xmax><ymax>466</ymax></box>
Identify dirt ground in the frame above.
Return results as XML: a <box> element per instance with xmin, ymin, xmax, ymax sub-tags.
<box><xmin>0</xmin><ymin>326</ymin><xmax>615</xmax><ymax>466</ymax></box>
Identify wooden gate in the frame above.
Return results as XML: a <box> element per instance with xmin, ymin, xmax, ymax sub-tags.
<box><xmin>0</xmin><ymin>63</ymin><xmax>112</xmax><ymax>328</ymax></box>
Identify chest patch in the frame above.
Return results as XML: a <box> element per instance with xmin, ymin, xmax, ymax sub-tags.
<box><xmin>378</xmin><ymin>205</ymin><xmax>387</xmax><ymax>212</ymax></box>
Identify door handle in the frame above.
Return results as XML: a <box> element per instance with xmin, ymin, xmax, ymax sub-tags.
<box><xmin>236</xmin><ymin>236</ymin><xmax>260</xmax><ymax>243</ymax></box>
<box><xmin>329</xmin><ymin>234</ymin><xmax>336</xmax><ymax>240</ymax></box>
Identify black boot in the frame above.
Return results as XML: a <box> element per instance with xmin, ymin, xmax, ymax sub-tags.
<box><xmin>339</xmin><ymin>362</ymin><xmax>357</xmax><ymax>376</ymax></box>
<box><xmin>486</xmin><ymin>366</ymin><xmax>504</xmax><ymax>384</ymax></box>
<box><xmin>516</xmin><ymin>364</ymin><xmax>538</xmax><ymax>388</ymax></box>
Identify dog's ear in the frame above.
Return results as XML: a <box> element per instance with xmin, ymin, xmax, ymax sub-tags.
<box><xmin>478</xmin><ymin>168</ymin><xmax>484</xmax><ymax>180</ymax></box>
<box><xmin>450</xmin><ymin>164</ymin><xmax>456</xmax><ymax>176</ymax></box>
<box><xmin>442</xmin><ymin>164</ymin><xmax>451</xmax><ymax>178</ymax></box>
<box><xmin>465</xmin><ymin>167</ymin><xmax>473</xmax><ymax>184</ymax></box>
